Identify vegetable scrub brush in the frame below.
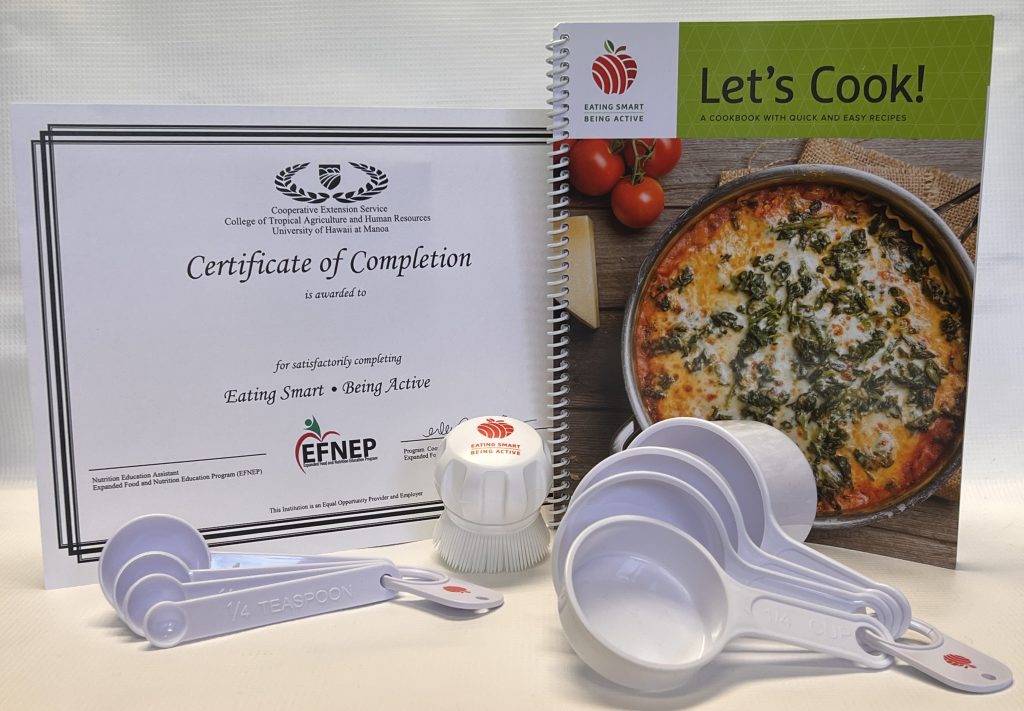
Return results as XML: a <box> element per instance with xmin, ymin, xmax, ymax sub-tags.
<box><xmin>433</xmin><ymin>416</ymin><xmax>552</xmax><ymax>573</ymax></box>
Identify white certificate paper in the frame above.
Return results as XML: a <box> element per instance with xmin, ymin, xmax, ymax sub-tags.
<box><xmin>12</xmin><ymin>105</ymin><xmax>552</xmax><ymax>588</ymax></box>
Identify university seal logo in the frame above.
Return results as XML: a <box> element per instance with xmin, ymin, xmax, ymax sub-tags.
<box><xmin>275</xmin><ymin>161</ymin><xmax>388</xmax><ymax>204</ymax></box>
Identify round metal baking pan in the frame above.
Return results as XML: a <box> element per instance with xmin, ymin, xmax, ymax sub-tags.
<box><xmin>619</xmin><ymin>164</ymin><xmax>974</xmax><ymax>529</ymax></box>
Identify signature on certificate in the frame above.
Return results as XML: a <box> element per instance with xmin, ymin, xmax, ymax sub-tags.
<box><xmin>421</xmin><ymin>417</ymin><xmax>469</xmax><ymax>438</ymax></box>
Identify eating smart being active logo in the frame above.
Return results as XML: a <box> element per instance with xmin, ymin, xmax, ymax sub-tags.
<box><xmin>469</xmin><ymin>419</ymin><xmax>522</xmax><ymax>457</ymax></box>
<box><xmin>592</xmin><ymin>40</ymin><xmax>638</xmax><ymax>95</ymax></box>
<box><xmin>275</xmin><ymin>161</ymin><xmax>388</xmax><ymax>204</ymax></box>
<box><xmin>294</xmin><ymin>416</ymin><xmax>377</xmax><ymax>472</ymax></box>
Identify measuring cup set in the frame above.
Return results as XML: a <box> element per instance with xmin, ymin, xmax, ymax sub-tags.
<box><xmin>99</xmin><ymin>514</ymin><xmax>503</xmax><ymax>648</ymax></box>
<box><xmin>93</xmin><ymin>416</ymin><xmax>1010</xmax><ymax>695</ymax></box>
<box><xmin>552</xmin><ymin>417</ymin><xmax>1012</xmax><ymax>694</ymax></box>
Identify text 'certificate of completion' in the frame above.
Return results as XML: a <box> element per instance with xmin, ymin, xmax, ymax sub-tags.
<box><xmin>12</xmin><ymin>105</ymin><xmax>552</xmax><ymax>588</ymax></box>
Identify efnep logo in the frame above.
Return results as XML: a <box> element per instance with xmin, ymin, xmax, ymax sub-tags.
<box><xmin>592</xmin><ymin>40</ymin><xmax>638</xmax><ymax>95</ymax></box>
<box><xmin>275</xmin><ymin>161</ymin><xmax>388</xmax><ymax>205</ymax></box>
<box><xmin>294</xmin><ymin>416</ymin><xmax>377</xmax><ymax>472</ymax></box>
<box><xmin>476</xmin><ymin>418</ymin><xmax>514</xmax><ymax>439</ymax></box>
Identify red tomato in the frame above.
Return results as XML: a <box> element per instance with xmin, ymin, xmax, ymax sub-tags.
<box><xmin>622</xmin><ymin>138</ymin><xmax>683</xmax><ymax>178</ymax></box>
<box><xmin>569</xmin><ymin>139</ymin><xmax>625</xmax><ymax>196</ymax></box>
<box><xmin>611</xmin><ymin>176</ymin><xmax>664</xmax><ymax>228</ymax></box>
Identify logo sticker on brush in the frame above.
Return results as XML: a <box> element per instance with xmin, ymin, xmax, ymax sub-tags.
<box><xmin>476</xmin><ymin>418</ymin><xmax>514</xmax><ymax>438</ymax></box>
<box><xmin>470</xmin><ymin>417</ymin><xmax>521</xmax><ymax>457</ymax></box>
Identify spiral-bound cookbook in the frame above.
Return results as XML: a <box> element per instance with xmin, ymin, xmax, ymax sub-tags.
<box><xmin>547</xmin><ymin>17</ymin><xmax>994</xmax><ymax>567</ymax></box>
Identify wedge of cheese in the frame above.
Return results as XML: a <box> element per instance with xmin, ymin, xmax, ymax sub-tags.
<box><xmin>563</xmin><ymin>215</ymin><xmax>600</xmax><ymax>329</ymax></box>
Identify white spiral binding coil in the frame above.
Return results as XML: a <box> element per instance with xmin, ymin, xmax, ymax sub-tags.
<box><xmin>546</xmin><ymin>33</ymin><xmax>571</xmax><ymax>523</ymax></box>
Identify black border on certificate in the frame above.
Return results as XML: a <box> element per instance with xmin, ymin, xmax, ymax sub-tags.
<box><xmin>29</xmin><ymin>122</ymin><xmax>548</xmax><ymax>564</ymax></box>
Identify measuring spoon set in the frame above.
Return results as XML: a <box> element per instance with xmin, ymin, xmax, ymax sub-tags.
<box><xmin>99</xmin><ymin>514</ymin><xmax>503</xmax><ymax>648</ymax></box>
<box><xmin>553</xmin><ymin>417</ymin><xmax>1012</xmax><ymax>694</ymax></box>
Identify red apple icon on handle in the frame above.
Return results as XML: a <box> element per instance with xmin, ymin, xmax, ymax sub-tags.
<box><xmin>592</xmin><ymin>40</ymin><xmax>638</xmax><ymax>95</ymax></box>
<box><xmin>944</xmin><ymin>654</ymin><xmax>976</xmax><ymax>669</ymax></box>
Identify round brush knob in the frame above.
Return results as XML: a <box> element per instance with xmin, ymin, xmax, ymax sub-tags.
<box><xmin>432</xmin><ymin>417</ymin><xmax>553</xmax><ymax>573</ymax></box>
<box><xmin>435</xmin><ymin>417</ymin><xmax>552</xmax><ymax>529</ymax></box>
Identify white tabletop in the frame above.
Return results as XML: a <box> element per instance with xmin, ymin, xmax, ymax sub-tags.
<box><xmin>1</xmin><ymin>479</ymin><xmax>1021</xmax><ymax>710</ymax></box>
<box><xmin>1</xmin><ymin>3</ymin><xmax>1022</xmax><ymax>709</ymax></box>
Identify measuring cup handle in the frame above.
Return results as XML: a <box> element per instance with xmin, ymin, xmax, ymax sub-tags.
<box><xmin>611</xmin><ymin>419</ymin><xmax>639</xmax><ymax>453</ymax></box>
<box><xmin>744</xmin><ymin>566</ymin><xmax>896</xmax><ymax>630</ymax></box>
<box><xmin>143</xmin><ymin>562</ymin><xmax>400</xmax><ymax>648</ymax></box>
<box><xmin>862</xmin><ymin>620</ymin><xmax>1013</xmax><ymax>693</ymax></box>
<box><xmin>747</xmin><ymin>546</ymin><xmax>902</xmax><ymax>638</ymax></box>
<box><xmin>772</xmin><ymin>540</ymin><xmax>912</xmax><ymax>633</ymax></box>
<box><xmin>731</xmin><ymin>586</ymin><xmax>893</xmax><ymax>670</ymax></box>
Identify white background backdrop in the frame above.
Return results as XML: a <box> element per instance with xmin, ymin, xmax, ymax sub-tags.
<box><xmin>1</xmin><ymin>0</ymin><xmax>1021</xmax><ymax>484</ymax></box>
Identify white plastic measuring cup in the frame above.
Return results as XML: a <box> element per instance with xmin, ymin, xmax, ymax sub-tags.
<box><xmin>112</xmin><ymin>551</ymin><xmax>383</xmax><ymax>614</ymax></box>
<box><xmin>627</xmin><ymin>420</ymin><xmax>1012</xmax><ymax>693</ymax></box>
<box><xmin>559</xmin><ymin>515</ymin><xmax>892</xmax><ymax>693</ymax></box>
<box><xmin>141</xmin><ymin>562</ymin><xmax>502</xmax><ymax>648</ymax></box>
<box><xmin>570</xmin><ymin>446</ymin><xmax>902</xmax><ymax>634</ymax></box>
<box><xmin>119</xmin><ymin>564</ymin><xmax>370</xmax><ymax>636</ymax></box>
<box><xmin>553</xmin><ymin>471</ymin><xmax>894</xmax><ymax>621</ymax></box>
<box><xmin>629</xmin><ymin>419</ymin><xmax>912</xmax><ymax>633</ymax></box>
<box><xmin>98</xmin><ymin>514</ymin><xmax>370</xmax><ymax>605</ymax></box>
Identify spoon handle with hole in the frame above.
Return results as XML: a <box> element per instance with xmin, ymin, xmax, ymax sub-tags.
<box><xmin>187</xmin><ymin>558</ymin><xmax>387</xmax><ymax>582</ymax></box>
<box><xmin>144</xmin><ymin>562</ymin><xmax>401</xmax><ymax>647</ymax></box>
<box><xmin>172</xmin><ymin>562</ymin><xmax>376</xmax><ymax>597</ymax></box>
<box><xmin>122</xmin><ymin>565</ymin><xmax>376</xmax><ymax>636</ymax></box>
<box><xmin>382</xmin><ymin>570</ymin><xmax>504</xmax><ymax>610</ymax></box>
<box><xmin>206</xmin><ymin>551</ymin><xmax>378</xmax><ymax>569</ymax></box>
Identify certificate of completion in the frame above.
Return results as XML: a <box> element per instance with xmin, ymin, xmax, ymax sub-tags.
<box><xmin>12</xmin><ymin>105</ymin><xmax>553</xmax><ymax>588</ymax></box>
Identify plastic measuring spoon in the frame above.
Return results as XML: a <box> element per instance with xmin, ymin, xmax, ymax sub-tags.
<box><xmin>570</xmin><ymin>447</ymin><xmax>902</xmax><ymax>635</ymax></box>
<box><xmin>141</xmin><ymin>562</ymin><xmax>504</xmax><ymax>648</ymax></box>
<box><xmin>112</xmin><ymin>551</ymin><xmax>384</xmax><ymax>613</ymax></box>
<box><xmin>121</xmin><ymin>564</ymin><xmax>371</xmax><ymax>636</ymax></box>
<box><xmin>553</xmin><ymin>471</ymin><xmax>893</xmax><ymax>621</ymax></box>
<box><xmin>559</xmin><ymin>515</ymin><xmax>892</xmax><ymax>693</ymax></box>
<box><xmin>629</xmin><ymin>420</ymin><xmax>913</xmax><ymax>634</ymax></box>
<box><xmin>99</xmin><ymin>514</ymin><xmax>370</xmax><ymax>605</ymax></box>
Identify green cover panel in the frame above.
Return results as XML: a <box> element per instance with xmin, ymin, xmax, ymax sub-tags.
<box><xmin>676</xmin><ymin>16</ymin><xmax>993</xmax><ymax>139</ymax></box>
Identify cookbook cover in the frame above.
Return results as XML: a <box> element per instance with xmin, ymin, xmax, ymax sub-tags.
<box><xmin>551</xmin><ymin>16</ymin><xmax>993</xmax><ymax>567</ymax></box>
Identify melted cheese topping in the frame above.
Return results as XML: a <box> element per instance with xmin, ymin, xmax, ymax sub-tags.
<box><xmin>634</xmin><ymin>185</ymin><xmax>967</xmax><ymax>516</ymax></box>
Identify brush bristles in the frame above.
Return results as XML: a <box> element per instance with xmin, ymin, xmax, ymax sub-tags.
<box><xmin>433</xmin><ymin>513</ymin><xmax>550</xmax><ymax>574</ymax></box>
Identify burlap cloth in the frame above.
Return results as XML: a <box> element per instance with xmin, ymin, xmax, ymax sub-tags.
<box><xmin>720</xmin><ymin>138</ymin><xmax>981</xmax><ymax>501</ymax></box>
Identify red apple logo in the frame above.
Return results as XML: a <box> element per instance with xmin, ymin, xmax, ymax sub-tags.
<box><xmin>592</xmin><ymin>40</ymin><xmax>638</xmax><ymax>95</ymax></box>
<box><xmin>944</xmin><ymin>654</ymin><xmax>976</xmax><ymax>669</ymax></box>
<box><xmin>476</xmin><ymin>418</ymin><xmax>514</xmax><ymax>439</ymax></box>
